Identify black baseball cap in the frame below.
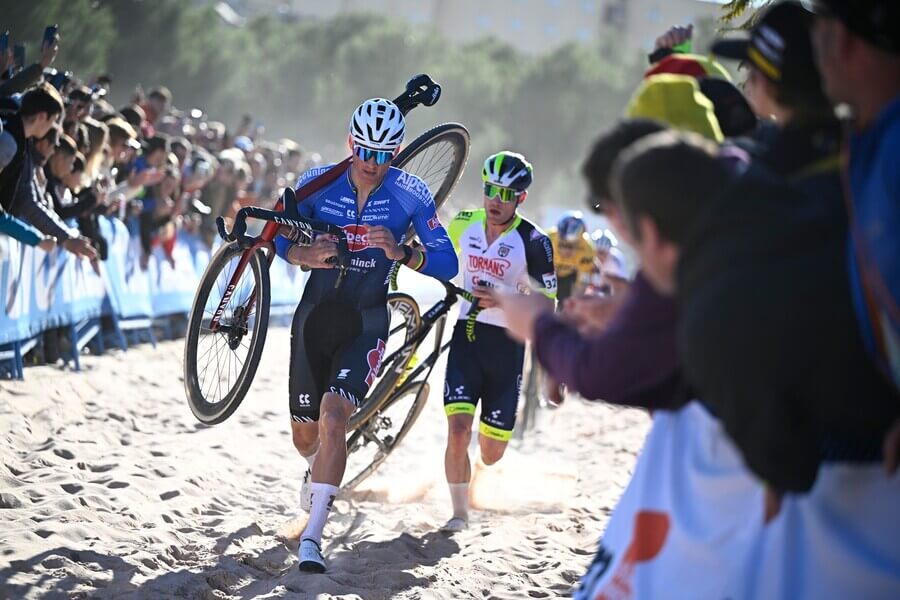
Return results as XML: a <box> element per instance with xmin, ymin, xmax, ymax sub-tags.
<box><xmin>808</xmin><ymin>0</ymin><xmax>900</xmax><ymax>54</ymax></box>
<box><xmin>712</xmin><ymin>2</ymin><xmax>817</xmax><ymax>87</ymax></box>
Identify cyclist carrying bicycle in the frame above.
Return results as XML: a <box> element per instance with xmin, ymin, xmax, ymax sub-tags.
<box><xmin>543</xmin><ymin>211</ymin><xmax>595</xmax><ymax>406</ymax></box>
<box><xmin>441</xmin><ymin>150</ymin><xmax>556</xmax><ymax>532</ymax></box>
<box><xmin>274</xmin><ymin>98</ymin><xmax>458</xmax><ymax>572</ymax></box>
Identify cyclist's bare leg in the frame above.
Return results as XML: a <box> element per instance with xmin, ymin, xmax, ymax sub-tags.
<box><xmin>312</xmin><ymin>392</ymin><xmax>355</xmax><ymax>486</ymax></box>
<box><xmin>445</xmin><ymin>414</ymin><xmax>474</xmax><ymax>483</ymax></box>
<box><xmin>301</xmin><ymin>392</ymin><xmax>354</xmax><ymax>552</ymax></box>
<box><xmin>442</xmin><ymin>414</ymin><xmax>474</xmax><ymax>531</ymax></box>
<box><xmin>291</xmin><ymin>421</ymin><xmax>320</xmax><ymax>457</ymax></box>
<box><xmin>478</xmin><ymin>435</ymin><xmax>508</xmax><ymax>466</ymax></box>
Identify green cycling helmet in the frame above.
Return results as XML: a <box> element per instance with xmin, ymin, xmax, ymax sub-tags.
<box><xmin>482</xmin><ymin>150</ymin><xmax>533</xmax><ymax>191</ymax></box>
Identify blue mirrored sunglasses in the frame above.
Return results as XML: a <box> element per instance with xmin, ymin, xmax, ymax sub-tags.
<box><xmin>353</xmin><ymin>145</ymin><xmax>394</xmax><ymax>165</ymax></box>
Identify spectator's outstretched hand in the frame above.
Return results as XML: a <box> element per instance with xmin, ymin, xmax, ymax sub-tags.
<box><xmin>37</xmin><ymin>237</ymin><xmax>56</xmax><ymax>252</ymax></box>
<box><xmin>62</xmin><ymin>236</ymin><xmax>98</xmax><ymax>261</ymax></box>
<box><xmin>562</xmin><ymin>292</ymin><xmax>626</xmax><ymax>334</ymax></box>
<box><xmin>40</xmin><ymin>33</ymin><xmax>59</xmax><ymax>69</ymax></box>
<box><xmin>884</xmin><ymin>418</ymin><xmax>900</xmax><ymax>475</ymax></box>
<box><xmin>654</xmin><ymin>24</ymin><xmax>692</xmax><ymax>51</ymax></box>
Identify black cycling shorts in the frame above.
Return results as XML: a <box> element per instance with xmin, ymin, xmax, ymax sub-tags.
<box><xmin>443</xmin><ymin>320</ymin><xmax>525</xmax><ymax>441</ymax></box>
<box><xmin>556</xmin><ymin>272</ymin><xmax>578</xmax><ymax>303</ymax></box>
<box><xmin>289</xmin><ymin>299</ymin><xmax>388</xmax><ymax>423</ymax></box>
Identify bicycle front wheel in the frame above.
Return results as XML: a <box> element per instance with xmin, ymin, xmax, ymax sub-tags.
<box><xmin>394</xmin><ymin>122</ymin><xmax>470</xmax><ymax>240</ymax></box>
<box><xmin>183</xmin><ymin>242</ymin><xmax>271</xmax><ymax>425</ymax></box>
<box><xmin>348</xmin><ymin>292</ymin><xmax>421</xmax><ymax>431</ymax></box>
<box><xmin>343</xmin><ymin>381</ymin><xmax>430</xmax><ymax>494</ymax></box>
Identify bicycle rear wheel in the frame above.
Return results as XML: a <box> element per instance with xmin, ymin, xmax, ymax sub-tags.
<box><xmin>343</xmin><ymin>381</ymin><xmax>430</xmax><ymax>493</ymax></box>
<box><xmin>183</xmin><ymin>242</ymin><xmax>271</xmax><ymax>424</ymax></box>
<box><xmin>394</xmin><ymin>122</ymin><xmax>470</xmax><ymax>240</ymax></box>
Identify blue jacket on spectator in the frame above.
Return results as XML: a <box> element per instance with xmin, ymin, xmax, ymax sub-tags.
<box><xmin>0</xmin><ymin>211</ymin><xmax>43</xmax><ymax>246</ymax></box>
<box><xmin>847</xmin><ymin>95</ymin><xmax>900</xmax><ymax>390</ymax></box>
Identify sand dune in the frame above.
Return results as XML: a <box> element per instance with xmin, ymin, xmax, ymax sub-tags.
<box><xmin>0</xmin><ymin>326</ymin><xmax>648</xmax><ymax>599</ymax></box>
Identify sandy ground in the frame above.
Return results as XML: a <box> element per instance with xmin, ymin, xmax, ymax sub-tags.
<box><xmin>0</xmin><ymin>316</ymin><xmax>649</xmax><ymax>599</ymax></box>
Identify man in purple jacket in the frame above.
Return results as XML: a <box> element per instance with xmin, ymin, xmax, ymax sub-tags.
<box><xmin>496</xmin><ymin>119</ymin><xmax>684</xmax><ymax>411</ymax></box>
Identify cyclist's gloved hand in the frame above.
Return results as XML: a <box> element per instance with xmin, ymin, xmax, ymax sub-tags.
<box><xmin>367</xmin><ymin>226</ymin><xmax>404</xmax><ymax>261</ymax></box>
<box><xmin>293</xmin><ymin>236</ymin><xmax>338</xmax><ymax>269</ymax></box>
<box><xmin>471</xmin><ymin>281</ymin><xmax>498</xmax><ymax>309</ymax></box>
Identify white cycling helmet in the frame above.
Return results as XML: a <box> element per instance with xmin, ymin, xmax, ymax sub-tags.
<box><xmin>349</xmin><ymin>98</ymin><xmax>406</xmax><ymax>151</ymax></box>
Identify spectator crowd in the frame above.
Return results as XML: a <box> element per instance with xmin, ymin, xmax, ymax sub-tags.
<box><xmin>0</xmin><ymin>28</ymin><xmax>319</xmax><ymax>363</ymax></box>
<box><xmin>491</xmin><ymin>0</ymin><xmax>899</xmax><ymax>597</ymax></box>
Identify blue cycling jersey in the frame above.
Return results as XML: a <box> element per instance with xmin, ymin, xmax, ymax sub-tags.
<box><xmin>275</xmin><ymin>164</ymin><xmax>458</xmax><ymax>307</ymax></box>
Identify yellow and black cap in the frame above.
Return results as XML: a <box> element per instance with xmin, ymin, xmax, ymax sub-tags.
<box><xmin>711</xmin><ymin>1</ymin><xmax>817</xmax><ymax>87</ymax></box>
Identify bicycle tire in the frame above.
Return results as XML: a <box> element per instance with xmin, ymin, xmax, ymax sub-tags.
<box><xmin>393</xmin><ymin>122</ymin><xmax>470</xmax><ymax>241</ymax></box>
<box><xmin>184</xmin><ymin>242</ymin><xmax>271</xmax><ymax>424</ymax></box>
<box><xmin>348</xmin><ymin>292</ymin><xmax>421</xmax><ymax>431</ymax></box>
<box><xmin>342</xmin><ymin>380</ymin><xmax>430</xmax><ymax>494</ymax></box>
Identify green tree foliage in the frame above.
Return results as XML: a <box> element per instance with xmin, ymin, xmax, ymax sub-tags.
<box><xmin>3</xmin><ymin>1</ymin><xmax>646</xmax><ymax>205</ymax></box>
<box><xmin>720</xmin><ymin>1</ymin><xmax>776</xmax><ymax>26</ymax></box>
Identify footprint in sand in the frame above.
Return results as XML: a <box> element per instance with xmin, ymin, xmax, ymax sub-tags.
<box><xmin>160</xmin><ymin>490</ymin><xmax>180</xmax><ymax>501</ymax></box>
<box><xmin>81</xmin><ymin>462</ymin><xmax>117</xmax><ymax>473</ymax></box>
<box><xmin>53</xmin><ymin>448</ymin><xmax>75</xmax><ymax>460</ymax></box>
<box><xmin>107</xmin><ymin>481</ymin><xmax>129</xmax><ymax>489</ymax></box>
<box><xmin>0</xmin><ymin>493</ymin><xmax>24</xmax><ymax>509</ymax></box>
<box><xmin>60</xmin><ymin>483</ymin><xmax>83</xmax><ymax>494</ymax></box>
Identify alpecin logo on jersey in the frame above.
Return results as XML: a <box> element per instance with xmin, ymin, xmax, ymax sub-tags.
<box><xmin>468</xmin><ymin>255</ymin><xmax>511</xmax><ymax>278</ymax></box>
<box><xmin>342</xmin><ymin>224</ymin><xmax>372</xmax><ymax>252</ymax></box>
<box><xmin>394</xmin><ymin>172</ymin><xmax>433</xmax><ymax>204</ymax></box>
<box><xmin>365</xmin><ymin>339</ymin><xmax>386</xmax><ymax>387</ymax></box>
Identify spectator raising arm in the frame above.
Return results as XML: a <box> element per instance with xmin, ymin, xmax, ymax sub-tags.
<box><xmin>0</xmin><ymin>32</ymin><xmax>59</xmax><ymax>98</ymax></box>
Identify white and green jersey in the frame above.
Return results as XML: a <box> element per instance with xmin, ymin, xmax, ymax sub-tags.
<box><xmin>447</xmin><ymin>208</ymin><xmax>557</xmax><ymax>328</ymax></box>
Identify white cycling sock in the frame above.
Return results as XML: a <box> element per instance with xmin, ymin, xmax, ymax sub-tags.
<box><xmin>303</xmin><ymin>482</ymin><xmax>338</xmax><ymax>545</ymax></box>
<box><xmin>449</xmin><ymin>482</ymin><xmax>469</xmax><ymax>520</ymax></box>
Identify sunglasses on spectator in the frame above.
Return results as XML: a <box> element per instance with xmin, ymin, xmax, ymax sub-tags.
<box><xmin>353</xmin><ymin>145</ymin><xmax>394</xmax><ymax>165</ymax></box>
<box><xmin>484</xmin><ymin>182</ymin><xmax>523</xmax><ymax>203</ymax></box>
